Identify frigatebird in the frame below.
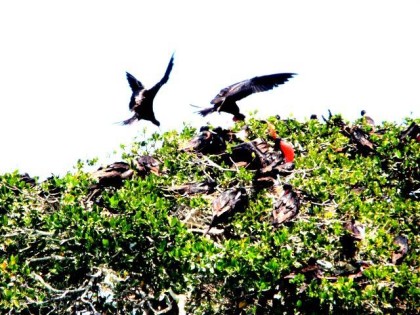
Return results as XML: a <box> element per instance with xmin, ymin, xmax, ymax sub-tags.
<box><xmin>122</xmin><ymin>53</ymin><xmax>174</xmax><ymax>126</ymax></box>
<box><xmin>198</xmin><ymin>73</ymin><xmax>296</xmax><ymax>121</ymax></box>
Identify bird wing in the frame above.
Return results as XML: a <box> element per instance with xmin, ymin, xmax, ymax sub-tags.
<box><xmin>211</xmin><ymin>80</ymin><xmax>250</xmax><ymax>104</ymax></box>
<box><xmin>249</xmin><ymin>73</ymin><xmax>296</xmax><ymax>94</ymax></box>
<box><xmin>126</xmin><ymin>72</ymin><xmax>144</xmax><ymax>92</ymax></box>
<box><xmin>211</xmin><ymin>72</ymin><xmax>296</xmax><ymax>104</ymax></box>
<box><xmin>149</xmin><ymin>53</ymin><xmax>175</xmax><ymax>94</ymax></box>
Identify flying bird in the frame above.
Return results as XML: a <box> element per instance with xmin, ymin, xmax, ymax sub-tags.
<box><xmin>198</xmin><ymin>73</ymin><xmax>296</xmax><ymax>121</ymax></box>
<box><xmin>122</xmin><ymin>53</ymin><xmax>175</xmax><ymax>126</ymax></box>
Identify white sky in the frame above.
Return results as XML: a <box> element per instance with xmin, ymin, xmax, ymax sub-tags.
<box><xmin>0</xmin><ymin>1</ymin><xmax>419</xmax><ymax>180</ymax></box>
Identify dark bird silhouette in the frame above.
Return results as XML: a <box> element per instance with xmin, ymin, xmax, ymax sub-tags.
<box><xmin>341</xmin><ymin>219</ymin><xmax>365</xmax><ymax>258</ymax></box>
<box><xmin>198</xmin><ymin>73</ymin><xmax>296</xmax><ymax>121</ymax></box>
<box><xmin>122</xmin><ymin>53</ymin><xmax>174</xmax><ymax>126</ymax></box>
<box><xmin>399</xmin><ymin>121</ymin><xmax>420</xmax><ymax>143</ymax></box>
<box><xmin>182</xmin><ymin>126</ymin><xmax>228</xmax><ymax>155</ymax></box>
<box><xmin>204</xmin><ymin>187</ymin><xmax>248</xmax><ymax>235</ymax></box>
<box><xmin>272</xmin><ymin>184</ymin><xmax>300</xmax><ymax>227</ymax></box>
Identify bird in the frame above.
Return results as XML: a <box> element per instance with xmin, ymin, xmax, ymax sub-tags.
<box><xmin>165</xmin><ymin>180</ymin><xmax>216</xmax><ymax>196</ymax></box>
<box><xmin>360</xmin><ymin>110</ymin><xmax>375</xmax><ymax>128</ymax></box>
<box><xmin>197</xmin><ymin>73</ymin><xmax>296</xmax><ymax>121</ymax></box>
<box><xmin>134</xmin><ymin>155</ymin><xmax>163</xmax><ymax>177</ymax></box>
<box><xmin>272</xmin><ymin>184</ymin><xmax>300</xmax><ymax>227</ymax></box>
<box><xmin>344</xmin><ymin>219</ymin><xmax>365</xmax><ymax>241</ymax></box>
<box><xmin>181</xmin><ymin>126</ymin><xmax>228</xmax><ymax>155</ymax></box>
<box><xmin>204</xmin><ymin>187</ymin><xmax>248</xmax><ymax>235</ymax></box>
<box><xmin>122</xmin><ymin>53</ymin><xmax>174</xmax><ymax>127</ymax></box>
<box><xmin>90</xmin><ymin>162</ymin><xmax>134</xmax><ymax>190</ymax></box>
<box><xmin>391</xmin><ymin>235</ymin><xmax>409</xmax><ymax>265</ymax></box>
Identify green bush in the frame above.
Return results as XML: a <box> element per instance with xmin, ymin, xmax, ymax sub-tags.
<box><xmin>0</xmin><ymin>115</ymin><xmax>419</xmax><ymax>314</ymax></box>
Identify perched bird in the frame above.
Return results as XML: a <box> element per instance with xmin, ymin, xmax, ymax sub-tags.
<box><xmin>272</xmin><ymin>184</ymin><xmax>300</xmax><ymax>227</ymax></box>
<box><xmin>344</xmin><ymin>219</ymin><xmax>365</xmax><ymax>241</ymax></box>
<box><xmin>165</xmin><ymin>180</ymin><xmax>216</xmax><ymax>196</ymax></box>
<box><xmin>341</xmin><ymin>219</ymin><xmax>365</xmax><ymax>258</ymax></box>
<box><xmin>182</xmin><ymin>126</ymin><xmax>228</xmax><ymax>155</ymax></box>
<box><xmin>265</xmin><ymin>120</ymin><xmax>295</xmax><ymax>163</ymax></box>
<box><xmin>399</xmin><ymin>121</ymin><xmax>420</xmax><ymax>143</ymax></box>
<box><xmin>274</xmin><ymin>137</ymin><xmax>295</xmax><ymax>164</ymax></box>
<box><xmin>204</xmin><ymin>187</ymin><xmax>248</xmax><ymax>235</ymax></box>
<box><xmin>122</xmin><ymin>53</ymin><xmax>174</xmax><ymax>126</ymax></box>
<box><xmin>360</xmin><ymin>110</ymin><xmax>375</xmax><ymax>128</ymax></box>
<box><xmin>90</xmin><ymin>162</ymin><xmax>134</xmax><ymax>190</ymax></box>
<box><xmin>134</xmin><ymin>155</ymin><xmax>163</xmax><ymax>177</ymax></box>
<box><xmin>198</xmin><ymin>73</ymin><xmax>296</xmax><ymax>121</ymax></box>
<box><xmin>392</xmin><ymin>235</ymin><xmax>409</xmax><ymax>265</ymax></box>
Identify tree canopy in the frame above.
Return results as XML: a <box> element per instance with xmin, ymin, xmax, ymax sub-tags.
<box><xmin>1</xmin><ymin>114</ymin><xmax>419</xmax><ymax>314</ymax></box>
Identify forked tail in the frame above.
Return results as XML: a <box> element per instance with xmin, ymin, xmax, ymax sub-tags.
<box><xmin>119</xmin><ymin>115</ymin><xmax>137</xmax><ymax>125</ymax></box>
<box><xmin>197</xmin><ymin>106</ymin><xmax>216</xmax><ymax>117</ymax></box>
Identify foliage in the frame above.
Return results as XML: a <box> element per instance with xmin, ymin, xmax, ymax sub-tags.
<box><xmin>0</xmin><ymin>115</ymin><xmax>419</xmax><ymax>314</ymax></box>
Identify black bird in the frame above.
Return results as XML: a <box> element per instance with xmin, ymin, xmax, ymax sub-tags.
<box><xmin>122</xmin><ymin>53</ymin><xmax>174</xmax><ymax>126</ymax></box>
<box><xmin>204</xmin><ymin>187</ymin><xmax>248</xmax><ymax>235</ymax></box>
<box><xmin>198</xmin><ymin>73</ymin><xmax>296</xmax><ymax>121</ymax></box>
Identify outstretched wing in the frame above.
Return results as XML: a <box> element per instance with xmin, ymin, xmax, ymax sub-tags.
<box><xmin>212</xmin><ymin>73</ymin><xmax>296</xmax><ymax>104</ymax></box>
<box><xmin>149</xmin><ymin>53</ymin><xmax>175</xmax><ymax>94</ymax></box>
<box><xmin>126</xmin><ymin>72</ymin><xmax>144</xmax><ymax>92</ymax></box>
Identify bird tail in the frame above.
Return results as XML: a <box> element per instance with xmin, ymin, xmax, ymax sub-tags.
<box><xmin>118</xmin><ymin>115</ymin><xmax>137</xmax><ymax>125</ymax></box>
<box><xmin>197</xmin><ymin>106</ymin><xmax>216</xmax><ymax>117</ymax></box>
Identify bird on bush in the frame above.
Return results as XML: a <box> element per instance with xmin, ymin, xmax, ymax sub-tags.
<box><xmin>361</xmin><ymin>110</ymin><xmax>375</xmax><ymax>128</ymax></box>
<box><xmin>392</xmin><ymin>235</ymin><xmax>409</xmax><ymax>265</ymax></box>
<box><xmin>87</xmin><ymin>162</ymin><xmax>134</xmax><ymax>202</ymax></box>
<box><xmin>399</xmin><ymin>121</ymin><xmax>420</xmax><ymax>143</ymax></box>
<box><xmin>165</xmin><ymin>180</ymin><xmax>217</xmax><ymax>196</ymax></box>
<box><xmin>182</xmin><ymin>126</ymin><xmax>228</xmax><ymax>155</ymax></box>
<box><xmin>264</xmin><ymin>120</ymin><xmax>295</xmax><ymax>163</ymax></box>
<box><xmin>90</xmin><ymin>162</ymin><xmax>134</xmax><ymax>189</ymax></box>
<box><xmin>344</xmin><ymin>219</ymin><xmax>365</xmax><ymax>241</ymax></box>
<box><xmin>272</xmin><ymin>184</ymin><xmax>300</xmax><ymax>227</ymax></box>
<box><xmin>134</xmin><ymin>155</ymin><xmax>163</xmax><ymax>177</ymax></box>
<box><xmin>197</xmin><ymin>73</ymin><xmax>296</xmax><ymax>121</ymax></box>
<box><xmin>204</xmin><ymin>187</ymin><xmax>248</xmax><ymax>235</ymax></box>
<box><xmin>122</xmin><ymin>53</ymin><xmax>174</xmax><ymax>127</ymax></box>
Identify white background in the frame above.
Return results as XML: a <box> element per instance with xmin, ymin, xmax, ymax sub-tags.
<box><xmin>1</xmin><ymin>1</ymin><xmax>419</xmax><ymax>179</ymax></box>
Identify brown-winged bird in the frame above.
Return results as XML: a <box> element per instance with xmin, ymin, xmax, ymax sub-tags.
<box><xmin>198</xmin><ymin>73</ymin><xmax>296</xmax><ymax>121</ymax></box>
<box><xmin>122</xmin><ymin>53</ymin><xmax>174</xmax><ymax>126</ymax></box>
<box><xmin>272</xmin><ymin>184</ymin><xmax>300</xmax><ymax>227</ymax></box>
<box><xmin>204</xmin><ymin>187</ymin><xmax>248</xmax><ymax>235</ymax></box>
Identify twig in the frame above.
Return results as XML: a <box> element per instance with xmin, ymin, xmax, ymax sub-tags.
<box><xmin>80</xmin><ymin>269</ymin><xmax>102</xmax><ymax>315</ymax></box>
<box><xmin>168</xmin><ymin>288</ymin><xmax>188</xmax><ymax>315</ymax></box>
<box><xmin>181</xmin><ymin>208</ymin><xmax>197</xmax><ymax>223</ymax></box>
<box><xmin>28</xmin><ymin>255</ymin><xmax>72</xmax><ymax>263</ymax></box>
<box><xmin>31</xmin><ymin>272</ymin><xmax>86</xmax><ymax>294</ymax></box>
<box><xmin>200</xmin><ymin>156</ymin><xmax>237</xmax><ymax>172</ymax></box>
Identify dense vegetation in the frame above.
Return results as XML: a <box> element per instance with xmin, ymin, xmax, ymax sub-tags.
<box><xmin>1</xmin><ymin>114</ymin><xmax>419</xmax><ymax>314</ymax></box>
